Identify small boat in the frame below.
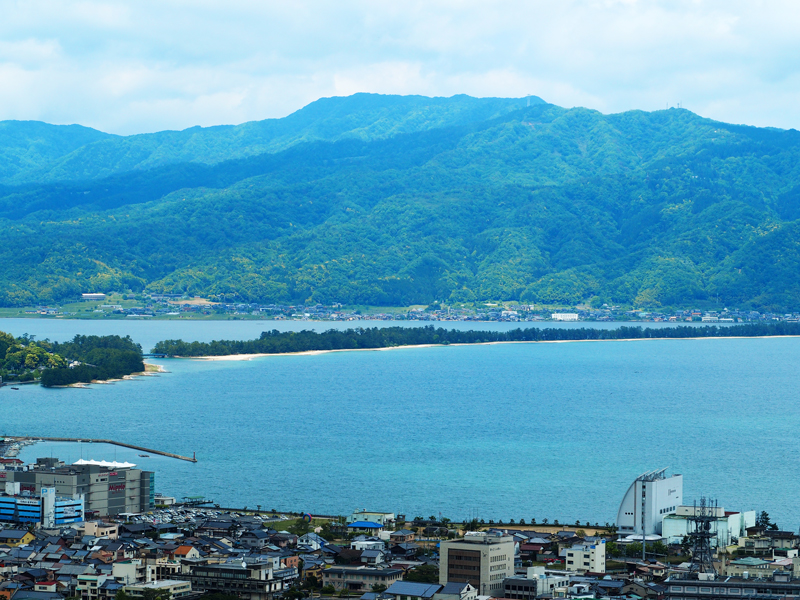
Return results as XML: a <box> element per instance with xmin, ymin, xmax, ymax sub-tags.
<box><xmin>10</xmin><ymin>387</ymin><xmax>19</xmax><ymax>390</ymax></box>
<box><xmin>138</xmin><ymin>454</ymin><xmax>150</xmax><ymax>457</ymax></box>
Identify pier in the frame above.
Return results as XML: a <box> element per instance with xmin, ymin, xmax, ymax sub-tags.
<box><xmin>3</xmin><ymin>436</ymin><xmax>197</xmax><ymax>463</ymax></box>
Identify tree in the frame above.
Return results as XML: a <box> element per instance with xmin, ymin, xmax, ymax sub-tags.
<box><xmin>371</xmin><ymin>585</ymin><xmax>387</xmax><ymax>593</ymax></box>
<box><xmin>756</xmin><ymin>511</ymin><xmax>778</xmax><ymax>530</ymax></box>
<box><xmin>576</xmin><ymin>530</ymin><xmax>587</xmax><ymax>538</ymax></box>
<box><xmin>405</xmin><ymin>565</ymin><xmax>439</xmax><ymax>584</ymax></box>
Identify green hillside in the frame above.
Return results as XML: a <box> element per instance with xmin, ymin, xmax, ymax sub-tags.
<box><xmin>1</xmin><ymin>93</ymin><xmax>799</xmax><ymax>310</ymax></box>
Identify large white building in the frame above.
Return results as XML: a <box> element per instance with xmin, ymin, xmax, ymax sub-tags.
<box><xmin>662</xmin><ymin>505</ymin><xmax>756</xmax><ymax>547</ymax></box>
<box><xmin>616</xmin><ymin>468</ymin><xmax>683</xmax><ymax>536</ymax></box>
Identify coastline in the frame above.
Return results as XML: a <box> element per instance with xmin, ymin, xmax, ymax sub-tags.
<box><xmin>59</xmin><ymin>362</ymin><xmax>168</xmax><ymax>387</ymax></box>
<box><xmin>183</xmin><ymin>334</ymin><xmax>800</xmax><ymax>361</ymax></box>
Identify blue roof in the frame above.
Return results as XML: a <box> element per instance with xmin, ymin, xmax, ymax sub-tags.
<box><xmin>385</xmin><ymin>582</ymin><xmax>442</xmax><ymax>598</ymax></box>
<box><xmin>348</xmin><ymin>521</ymin><xmax>383</xmax><ymax>528</ymax></box>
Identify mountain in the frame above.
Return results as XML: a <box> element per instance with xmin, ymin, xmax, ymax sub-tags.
<box><xmin>1</xmin><ymin>92</ymin><xmax>799</xmax><ymax>310</ymax></box>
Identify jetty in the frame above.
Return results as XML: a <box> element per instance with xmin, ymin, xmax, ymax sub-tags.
<box><xmin>3</xmin><ymin>436</ymin><xmax>197</xmax><ymax>463</ymax></box>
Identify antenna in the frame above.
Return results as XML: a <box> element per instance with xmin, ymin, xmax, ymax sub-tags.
<box><xmin>688</xmin><ymin>497</ymin><xmax>717</xmax><ymax>578</ymax></box>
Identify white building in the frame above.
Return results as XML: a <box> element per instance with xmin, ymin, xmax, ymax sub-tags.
<box><xmin>551</xmin><ymin>313</ymin><xmax>579</xmax><ymax>321</ymax></box>
<box><xmin>347</xmin><ymin>509</ymin><xmax>395</xmax><ymax>526</ymax></box>
<box><xmin>565</xmin><ymin>540</ymin><xmax>606</xmax><ymax>574</ymax></box>
<box><xmin>662</xmin><ymin>505</ymin><xmax>756</xmax><ymax>547</ymax></box>
<box><xmin>617</xmin><ymin>468</ymin><xmax>683</xmax><ymax>536</ymax></box>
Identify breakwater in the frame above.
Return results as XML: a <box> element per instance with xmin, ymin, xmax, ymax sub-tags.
<box><xmin>4</xmin><ymin>436</ymin><xmax>197</xmax><ymax>462</ymax></box>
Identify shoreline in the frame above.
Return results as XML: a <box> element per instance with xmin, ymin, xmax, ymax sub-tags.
<box><xmin>59</xmin><ymin>362</ymin><xmax>168</xmax><ymax>387</ymax></box>
<box><xmin>182</xmin><ymin>334</ymin><xmax>800</xmax><ymax>361</ymax></box>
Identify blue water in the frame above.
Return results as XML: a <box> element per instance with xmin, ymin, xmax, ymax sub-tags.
<box><xmin>0</xmin><ymin>319</ymin><xmax>796</xmax><ymax>528</ymax></box>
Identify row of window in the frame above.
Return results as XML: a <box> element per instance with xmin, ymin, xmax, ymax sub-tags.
<box><xmin>659</xmin><ymin>506</ymin><xmax>676</xmax><ymax>514</ymax></box>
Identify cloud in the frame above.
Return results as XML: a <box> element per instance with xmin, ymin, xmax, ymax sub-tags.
<box><xmin>0</xmin><ymin>0</ymin><xmax>798</xmax><ymax>133</ymax></box>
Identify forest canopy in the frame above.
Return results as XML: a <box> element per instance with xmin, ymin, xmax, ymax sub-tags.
<box><xmin>2</xmin><ymin>94</ymin><xmax>800</xmax><ymax>310</ymax></box>
<box><xmin>152</xmin><ymin>322</ymin><xmax>800</xmax><ymax>357</ymax></box>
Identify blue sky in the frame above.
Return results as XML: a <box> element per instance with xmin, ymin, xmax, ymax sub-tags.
<box><xmin>1</xmin><ymin>0</ymin><xmax>798</xmax><ymax>134</ymax></box>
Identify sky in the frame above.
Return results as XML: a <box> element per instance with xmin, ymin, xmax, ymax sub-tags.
<box><xmin>1</xmin><ymin>0</ymin><xmax>798</xmax><ymax>135</ymax></box>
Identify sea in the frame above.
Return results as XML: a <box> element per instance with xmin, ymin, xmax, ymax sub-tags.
<box><xmin>1</xmin><ymin>317</ymin><xmax>798</xmax><ymax>529</ymax></box>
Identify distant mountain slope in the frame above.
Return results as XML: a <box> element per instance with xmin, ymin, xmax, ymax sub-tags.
<box><xmin>0</xmin><ymin>93</ymin><xmax>535</xmax><ymax>184</ymax></box>
<box><xmin>1</xmin><ymin>94</ymin><xmax>799</xmax><ymax>310</ymax></box>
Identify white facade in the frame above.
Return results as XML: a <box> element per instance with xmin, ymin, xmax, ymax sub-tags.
<box><xmin>348</xmin><ymin>509</ymin><xmax>395</xmax><ymax>525</ymax></box>
<box><xmin>565</xmin><ymin>540</ymin><xmax>606</xmax><ymax>574</ymax></box>
<box><xmin>662</xmin><ymin>506</ymin><xmax>755</xmax><ymax>546</ymax></box>
<box><xmin>616</xmin><ymin>469</ymin><xmax>683</xmax><ymax>536</ymax></box>
<box><xmin>551</xmin><ymin>313</ymin><xmax>579</xmax><ymax>321</ymax></box>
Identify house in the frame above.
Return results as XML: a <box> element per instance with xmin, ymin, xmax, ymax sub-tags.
<box><xmin>434</xmin><ymin>582</ymin><xmax>477</xmax><ymax>600</ymax></box>
<box><xmin>389</xmin><ymin>530</ymin><xmax>416</xmax><ymax>544</ymax></box>
<box><xmin>298</xmin><ymin>533</ymin><xmax>327</xmax><ymax>551</ymax></box>
<box><xmin>322</xmin><ymin>566</ymin><xmax>403</xmax><ymax>592</ymax></box>
<box><xmin>0</xmin><ymin>530</ymin><xmax>35</xmax><ymax>547</ymax></box>
<box><xmin>239</xmin><ymin>530</ymin><xmax>272</xmax><ymax>550</ymax></box>
<box><xmin>383</xmin><ymin>581</ymin><xmax>442</xmax><ymax>600</ymax></box>
<box><xmin>348</xmin><ymin>511</ymin><xmax>396</xmax><ymax>527</ymax></box>
<box><xmin>347</xmin><ymin>522</ymin><xmax>384</xmax><ymax>534</ymax></box>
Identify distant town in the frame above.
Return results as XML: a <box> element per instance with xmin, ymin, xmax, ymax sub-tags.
<box><xmin>11</xmin><ymin>293</ymin><xmax>800</xmax><ymax>324</ymax></box>
<box><xmin>0</xmin><ymin>449</ymin><xmax>792</xmax><ymax>600</ymax></box>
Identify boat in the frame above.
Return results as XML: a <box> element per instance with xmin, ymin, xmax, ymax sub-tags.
<box><xmin>10</xmin><ymin>387</ymin><xmax>19</xmax><ymax>390</ymax></box>
<box><xmin>138</xmin><ymin>454</ymin><xmax>150</xmax><ymax>457</ymax></box>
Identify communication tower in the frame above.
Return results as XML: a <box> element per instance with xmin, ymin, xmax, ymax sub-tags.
<box><xmin>688</xmin><ymin>497</ymin><xmax>717</xmax><ymax>577</ymax></box>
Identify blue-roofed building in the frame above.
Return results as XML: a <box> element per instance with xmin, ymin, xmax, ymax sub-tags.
<box><xmin>384</xmin><ymin>581</ymin><xmax>442</xmax><ymax>600</ymax></box>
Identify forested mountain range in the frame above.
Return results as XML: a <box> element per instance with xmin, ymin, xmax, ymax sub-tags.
<box><xmin>1</xmin><ymin>92</ymin><xmax>800</xmax><ymax>310</ymax></box>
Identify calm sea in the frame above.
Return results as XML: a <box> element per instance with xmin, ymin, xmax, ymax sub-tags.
<box><xmin>1</xmin><ymin>318</ymin><xmax>797</xmax><ymax>528</ymax></box>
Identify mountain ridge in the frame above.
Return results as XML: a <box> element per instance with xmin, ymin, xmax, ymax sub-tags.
<box><xmin>1</xmin><ymin>93</ymin><xmax>799</xmax><ymax>311</ymax></box>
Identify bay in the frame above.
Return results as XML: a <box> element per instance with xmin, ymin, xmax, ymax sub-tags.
<box><xmin>1</xmin><ymin>318</ymin><xmax>797</xmax><ymax>529</ymax></box>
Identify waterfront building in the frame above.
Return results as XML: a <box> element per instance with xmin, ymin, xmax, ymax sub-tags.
<box><xmin>662</xmin><ymin>505</ymin><xmax>756</xmax><ymax>547</ymax></box>
<box><xmin>348</xmin><ymin>510</ymin><xmax>396</xmax><ymax>526</ymax></box>
<box><xmin>617</xmin><ymin>468</ymin><xmax>683</xmax><ymax>536</ymax></box>
<box><xmin>0</xmin><ymin>486</ymin><xmax>83</xmax><ymax>526</ymax></box>
<box><xmin>1</xmin><ymin>458</ymin><xmax>154</xmax><ymax>517</ymax></box>
<box><xmin>551</xmin><ymin>313</ymin><xmax>579</xmax><ymax>321</ymax></box>
<box><xmin>565</xmin><ymin>540</ymin><xmax>606</xmax><ymax>574</ymax></box>
<box><xmin>439</xmin><ymin>531</ymin><xmax>515</xmax><ymax>596</ymax></box>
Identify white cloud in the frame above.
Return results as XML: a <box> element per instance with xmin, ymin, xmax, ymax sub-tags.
<box><xmin>0</xmin><ymin>0</ymin><xmax>799</xmax><ymax>133</ymax></box>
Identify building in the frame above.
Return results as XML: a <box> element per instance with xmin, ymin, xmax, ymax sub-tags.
<box><xmin>439</xmin><ymin>531</ymin><xmax>515</xmax><ymax>596</ymax></box>
<box><xmin>552</xmin><ymin>313</ymin><xmax>579</xmax><ymax>321</ymax></box>
<box><xmin>662</xmin><ymin>505</ymin><xmax>755</xmax><ymax>547</ymax></box>
<box><xmin>503</xmin><ymin>567</ymin><xmax>570</xmax><ymax>600</ymax></box>
<box><xmin>0</xmin><ymin>487</ymin><xmax>84</xmax><ymax>526</ymax></box>
<box><xmin>2</xmin><ymin>458</ymin><xmax>154</xmax><ymax>517</ymax></box>
<box><xmin>82</xmin><ymin>293</ymin><xmax>107</xmax><ymax>301</ymax></box>
<box><xmin>565</xmin><ymin>540</ymin><xmax>606</xmax><ymax>574</ymax></box>
<box><xmin>178</xmin><ymin>560</ymin><xmax>297</xmax><ymax>600</ymax></box>
<box><xmin>321</xmin><ymin>566</ymin><xmax>403</xmax><ymax>592</ymax></box>
<box><xmin>123</xmin><ymin>580</ymin><xmax>192</xmax><ymax>599</ymax></box>
<box><xmin>665</xmin><ymin>571</ymin><xmax>800</xmax><ymax>600</ymax></box>
<box><xmin>0</xmin><ymin>529</ymin><xmax>35</xmax><ymax>546</ymax></box>
<box><xmin>348</xmin><ymin>510</ymin><xmax>396</xmax><ymax>526</ymax></box>
<box><xmin>617</xmin><ymin>469</ymin><xmax>683</xmax><ymax>536</ymax></box>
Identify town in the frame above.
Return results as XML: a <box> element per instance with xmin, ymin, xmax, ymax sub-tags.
<box><xmin>0</xmin><ymin>458</ymin><xmax>792</xmax><ymax>600</ymax></box>
<box><xmin>13</xmin><ymin>294</ymin><xmax>800</xmax><ymax>324</ymax></box>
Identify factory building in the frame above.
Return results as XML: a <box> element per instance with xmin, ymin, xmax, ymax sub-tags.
<box><xmin>617</xmin><ymin>468</ymin><xmax>683</xmax><ymax>536</ymax></box>
<box><xmin>0</xmin><ymin>485</ymin><xmax>84</xmax><ymax>526</ymax></box>
<box><xmin>0</xmin><ymin>458</ymin><xmax>154</xmax><ymax>517</ymax></box>
<box><xmin>662</xmin><ymin>505</ymin><xmax>756</xmax><ymax>547</ymax></box>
